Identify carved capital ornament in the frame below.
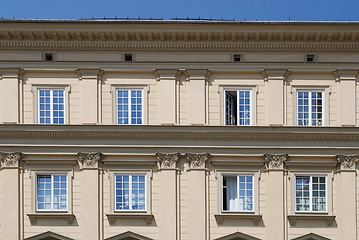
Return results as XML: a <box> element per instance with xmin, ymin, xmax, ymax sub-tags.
<box><xmin>185</xmin><ymin>153</ymin><xmax>210</xmax><ymax>169</ymax></box>
<box><xmin>336</xmin><ymin>154</ymin><xmax>359</xmax><ymax>170</ymax></box>
<box><xmin>0</xmin><ymin>152</ymin><xmax>22</xmax><ymax>168</ymax></box>
<box><xmin>77</xmin><ymin>152</ymin><xmax>102</xmax><ymax>169</ymax></box>
<box><xmin>263</xmin><ymin>153</ymin><xmax>288</xmax><ymax>170</ymax></box>
<box><xmin>155</xmin><ymin>152</ymin><xmax>180</xmax><ymax>169</ymax></box>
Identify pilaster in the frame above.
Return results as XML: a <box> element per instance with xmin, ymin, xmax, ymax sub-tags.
<box><xmin>77</xmin><ymin>152</ymin><xmax>102</xmax><ymax>240</ymax></box>
<box><xmin>263</xmin><ymin>69</ymin><xmax>288</xmax><ymax>126</ymax></box>
<box><xmin>154</xmin><ymin>69</ymin><xmax>179</xmax><ymax>124</ymax></box>
<box><xmin>185</xmin><ymin>70</ymin><xmax>211</xmax><ymax>125</ymax></box>
<box><xmin>336</xmin><ymin>154</ymin><xmax>358</xmax><ymax>240</ymax></box>
<box><xmin>0</xmin><ymin>151</ymin><xmax>22</xmax><ymax>240</ymax></box>
<box><xmin>263</xmin><ymin>153</ymin><xmax>288</xmax><ymax>240</ymax></box>
<box><xmin>77</xmin><ymin>68</ymin><xmax>103</xmax><ymax>124</ymax></box>
<box><xmin>335</xmin><ymin>70</ymin><xmax>358</xmax><ymax>126</ymax></box>
<box><xmin>185</xmin><ymin>153</ymin><xmax>210</xmax><ymax>240</ymax></box>
<box><xmin>155</xmin><ymin>152</ymin><xmax>180</xmax><ymax>240</ymax></box>
<box><xmin>0</xmin><ymin>68</ymin><xmax>23</xmax><ymax>124</ymax></box>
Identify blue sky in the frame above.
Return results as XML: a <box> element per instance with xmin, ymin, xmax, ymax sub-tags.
<box><xmin>0</xmin><ymin>0</ymin><xmax>358</xmax><ymax>21</ymax></box>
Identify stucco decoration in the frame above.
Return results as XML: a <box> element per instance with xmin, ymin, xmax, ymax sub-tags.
<box><xmin>336</xmin><ymin>154</ymin><xmax>359</xmax><ymax>170</ymax></box>
<box><xmin>0</xmin><ymin>151</ymin><xmax>22</xmax><ymax>168</ymax></box>
<box><xmin>155</xmin><ymin>152</ymin><xmax>180</xmax><ymax>169</ymax></box>
<box><xmin>185</xmin><ymin>153</ymin><xmax>210</xmax><ymax>169</ymax></box>
<box><xmin>263</xmin><ymin>153</ymin><xmax>288</xmax><ymax>170</ymax></box>
<box><xmin>77</xmin><ymin>152</ymin><xmax>102</xmax><ymax>169</ymax></box>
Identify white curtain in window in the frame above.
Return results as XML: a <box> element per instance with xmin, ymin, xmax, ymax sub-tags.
<box><xmin>226</xmin><ymin>177</ymin><xmax>238</xmax><ymax>211</ymax></box>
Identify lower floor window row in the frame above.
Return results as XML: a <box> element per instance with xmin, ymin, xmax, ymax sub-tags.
<box><xmin>35</xmin><ymin>173</ymin><xmax>328</xmax><ymax>214</ymax></box>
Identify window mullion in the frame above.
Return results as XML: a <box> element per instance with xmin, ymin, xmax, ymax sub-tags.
<box><xmin>309</xmin><ymin>176</ymin><xmax>313</xmax><ymax>212</ymax></box>
<box><xmin>237</xmin><ymin>175</ymin><xmax>240</xmax><ymax>211</ymax></box>
<box><xmin>128</xmin><ymin>90</ymin><xmax>132</xmax><ymax>125</ymax></box>
<box><xmin>309</xmin><ymin>92</ymin><xmax>312</xmax><ymax>126</ymax></box>
<box><xmin>237</xmin><ymin>91</ymin><xmax>240</xmax><ymax>126</ymax></box>
<box><xmin>50</xmin><ymin>90</ymin><xmax>54</xmax><ymax>124</ymax></box>
<box><xmin>51</xmin><ymin>175</ymin><xmax>54</xmax><ymax>211</ymax></box>
<box><xmin>129</xmin><ymin>175</ymin><xmax>132</xmax><ymax>210</ymax></box>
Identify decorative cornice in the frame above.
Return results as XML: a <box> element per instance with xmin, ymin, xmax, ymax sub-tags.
<box><xmin>77</xmin><ymin>152</ymin><xmax>102</xmax><ymax>169</ymax></box>
<box><xmin>0</xmin><ymin>151</ymin><xmax>22</xmax><ymax>168</ymax></box>
<box><xmin>155</xmin><ymin>152</ymin><xmax>180</xmax><ymax>169</ymax></box>
<box><xmin>263</xmin><ymin>153</ymin><xmax>288</xmax><ymax>170</ymax></box>
<box><xmin>336</xmin><ymin>154</ymin><xmax>359</xmax><ymax>170</ymax></box>
<box><xmin>263</xmin><ymin>69</ymin><xmax>289</xmax><ymax>81</ymax></box>
<box><xmin>184</xmin><ymin>153</ymin><xmax>210</xmax><ymax>169</ymax></box>
<box><xmin>0</xmin><ymin>42</ymin><xmax>358</xmax><ymax>52</ymax></box>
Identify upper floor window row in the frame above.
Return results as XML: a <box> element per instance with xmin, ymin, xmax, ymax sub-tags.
<box><xmin>35</xmin><ymin>87</ymin><xmax>325</xmax><ymax>127</ymax></box>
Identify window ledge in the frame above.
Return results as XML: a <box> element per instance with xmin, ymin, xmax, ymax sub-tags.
<box><xmin>106</xmin><ymin>213</ymin><xmax>153</xmax><ymax>225</ymax></box>
<box><xmin>288</xmin><ymin>214</ymin><xmax>335</xmax><ymax>226</ymax></box>
<box><xmin>215</xmin><ymin>213</ymin><xmax>262</xmax><ymax>226</ymax></box>
<box><xmin>27</xmin><ymin>213</ymin><xmax>75</xmax><ymax>225</ymax></box>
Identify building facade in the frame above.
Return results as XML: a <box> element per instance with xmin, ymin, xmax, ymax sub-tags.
<box><xmin>0</xmin><ymin>20</ymin><xmax>359</xmax><ymax>240</ymax></box>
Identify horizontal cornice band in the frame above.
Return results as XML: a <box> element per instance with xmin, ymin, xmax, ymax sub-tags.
<box><xmin>0</xmin><ymin>42</ymin><xmax>359</xmax><ymax>52</ymax></box>
<box><xmin>0</xmin><ymin>125</ymin><xmax>358</xmax><ymax>142</ymax></box>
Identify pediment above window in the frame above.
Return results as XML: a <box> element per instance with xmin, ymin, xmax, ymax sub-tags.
<box><xmin>24</xmin><ymin>231</ymin><xmax>73</xmax><ymax>240</ymax></box>
<box><xmin>105</xmin><ymin>231</ymin><xmax>153</xmax><ymax>240</ymax></box>
<box><xmin>215</xmin><ymin>231</ymin><xmax>262</xmax><ymax>240</ymax></box>
<box><xmin>291</xmin><ymin>233</ymin><xmax>331</xmax><ymax>240</ymax></box>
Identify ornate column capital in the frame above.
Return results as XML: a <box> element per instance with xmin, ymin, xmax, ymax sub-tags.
<box><xmin>336</xmin><ymin>154</ymin><xmax>359</xmax><ymax>170</ymax></box>
<box><xmin>76</xmin><ymin>68</ymin><xmax>103</xmax><ymax>80</ymax></box>
<box><xmin>77</xmin><ymin>152</ymin><xmax>102</xmax><ymax>169</ymax></box>
<box><xmin>0</xmin><ymin>152</ymin><xmax>22</xmax><ymax>168</ymax></box>
<box><xmin>185</xmin><ymin>153</ymin><xmax>210</xmax><ymax>169</ymax></box>
<box><xmin>155</xmin><ymin>152</ymin><xmax>180</xmax><ymax>170</ymax></box>
<box><xmin>263</xmin><ymin>153</ymin><xmax>288</xmax><ymax>170</ymax></box>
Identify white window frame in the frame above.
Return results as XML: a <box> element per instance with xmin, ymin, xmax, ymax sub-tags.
<box><xmin>111</xmin><ymin>85</ymin><xmax>148</xmax><ymax>125</ymax></box>
<box><xmin>114</xmin><ymin>173</ymin><xmax>147</xmax><ymax>212</ymax></box>
<box><xmin>109</xmin><ymin>170</ymin><xmax>152</xmax><ymax>214</ymax></box>
<box><xmin>221</xmin><ymin>174</ymin><xmax>255</xmax><ymax>213</ymax></box>
<box><xmin>289</xmin><ymin>171</ymin><xmax>333</xmax><ymax>216</ymax></box>
<box><xmin>220</xmin><ymin>85</ymin><xmax>257</xmax><ymax>126</ymax></box>
<box><xmin>30</xmin><ymin>170</ymin><xmax>73</xmax><ymax>214</ymax></box>
<box><xmin>295</xmin><ymin>175</ymin><xmax>327</xmax><ymax>213</ymax></box>
<box><xmin>296</xmin><ymin>90</ymin><xmax>324</xmax><ymax>126</ymax></box>
<box><xmin>32</xmin><ymin>85</ymin><xmax>70</xmax><ymax>124</ymax></box>
<box><xmin>36</xmin><ymin>174</ymin><xmax>68</xmax><ymax>212</ymax></box>
<box><xmin>291</xmin><ymin>86</ymin><xmax>330</xmax><ymax>126</ymax></box>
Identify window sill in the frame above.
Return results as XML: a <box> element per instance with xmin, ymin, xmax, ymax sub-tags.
<box><xmin>215</xmin><ymin>213</ymin><xmax>262</xmax><ymax>225</ymax></box>
<box><xmin>288</xmin><ymin>214</ymin><xmax>335</xmax><ymax>226</ymax></box>
<box><xmin>106</xmin><ymin>213</ymin><xmax>153</xmax><ymax>225</ymax></box>
<box><xmin>27</xmin><ymin>213</ymin><xmax>75</xmax><ymax>225</ymax></box>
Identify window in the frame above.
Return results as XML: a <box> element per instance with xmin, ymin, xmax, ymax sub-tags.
<box><xmin>306</xmin><ymin>54</ymin><xmax>315</xmax><ymax>63</ymax></box>
<box><xmin>225</xmin><ymin>90</ymin><xmax>252</xmax><ymax>125</ymax></box>
<box><xmin>37</xmin><ymin>174</ymin><xmax>68</xmax><ymax>211</ymax></box>
<box><xmin>222</xmin><ymin>175</ymin><xmax>254</xmax><ymax>212</ymax></box>
<box><xmin>116</xmin><ymin>89</ymin><xmax>143</xmax><ymax>125</ymax></box>
<box><xmin>295</xmin><ymin>176</ymin><xmax>327</xmax><ymax>212</ymax></box>
<box><xmin>124</xmin><ymin>53</ymin><xmax>133</xmax><ymax>62</ymax></box>
<box><xmin>115</xmin><ymin>174</ymin><xmax>146</xmax><ymax>211</ymax></box>
<box><xmin>233</xmin><ymin>54</ymin><xmax>242</xmax><ymax>63</ymax></box>
<box><xmin>38</xmin><ymin>89</ymin><xmax>65</xmax><ymax>124</ymax></box>
<box><xmin>43</xmin><ymin>53</ymin><xmax>54</xmax><ymax>62</ymax></box>
<box><xmin>297</xmin><ymin>90</ymin><xmax>323</xmax><ymax>126</ymax></box>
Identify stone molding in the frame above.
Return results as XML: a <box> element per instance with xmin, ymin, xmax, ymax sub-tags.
<box><xmin>0</xmin><ymin>151</ymin><xmax>22</xmax><ymax>168</ymax></box>
<box><xmin>1</xmin><ymin>42</ymin><xmax>359</xmax><ymax>52</ymax></box>
<box><xmin>263</xmin><ymin>69</ymin><xmax>289</xmax><ymax>81</ymax></box>
<box><xmin>76</xmin><ymin>68</ymin><xmax>103</xmax><ymax>80</ymax></box>
<box><xmin>153</xmin><ymin>69</ymin><xmax>179</xmax><ymax>81</ymax></box>
<box><xmin>336</xmin><ymin>154</ymin><xmax>359</xmax><ymax>170</ymax></box>
<box><xmin>263</xmin><ymin>153</ymin><xmax>288</xmax><ymax>170</ymax></box>
<box><xmin>184</xmin><ymin>153</ymin><xmax>210</xmax><ymax>169</ymax></box>
<box><xmin>77</xmin><ymin>152</ymin><xmax>102</xmax><ymax>169</ymax></box>
<box><xmin>334</xmin><ymin>69</ymin><xmax>359</xmax><ymax>81</ymax></box>
<box><xmin>155</xmin><ymin>152</ymin><xmax>180</xmax><ymax>169</ymax></box>
<box><xmin>184</xmin><ymin>69</ymin><xmax>212</xmax><ymax>81</ymax></box>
